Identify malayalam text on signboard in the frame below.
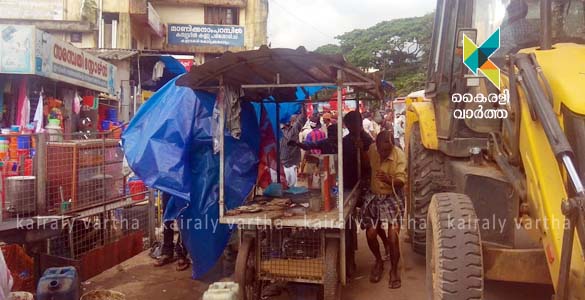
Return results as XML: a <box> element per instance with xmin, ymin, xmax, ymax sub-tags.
<box><xmin>168</xmin><ymin>24</ymin><xmax>245</xmax><ymax>47</ymax></box>
<box><xmin>35</xmin><ymin>30</ymin><xmax>116</xmax><ymax>95</ymax></box>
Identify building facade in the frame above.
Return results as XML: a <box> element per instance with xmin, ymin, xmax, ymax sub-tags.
<box><xmin>0</xmin><ymin>0</ymin><xmax>269</xmax><ymax>120</ymax></box>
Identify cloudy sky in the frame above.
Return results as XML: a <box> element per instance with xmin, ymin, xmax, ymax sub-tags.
<box><xmin>267</xmin><ymin>0</ymin><xmax>437</xmax><ymax>50</ymax></box>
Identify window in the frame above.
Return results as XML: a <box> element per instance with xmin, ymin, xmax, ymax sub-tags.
<box><xmin>70</xmin><ymin>32</ymin><xmax>82</xmax><ymax>43</ymax></box>
<box><xmin>205</xmin><ymin>6</ymin><xmax>239</xmax><ymax>25</ymax></box>
<box><xmin>102</xmin><ymin>12</ymin><xmax>119</xmax><ymax>48</ymax></box>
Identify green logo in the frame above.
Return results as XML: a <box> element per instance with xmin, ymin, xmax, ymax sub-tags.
<box><xmin>463</xmin><ymin>28</ymin><xmax>501</xmax><ymax>89</ymax></box>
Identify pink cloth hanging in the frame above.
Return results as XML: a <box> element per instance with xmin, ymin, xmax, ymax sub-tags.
<box><xmin>16</xmin><ymin>78</ymin><xmax>30</xmax><ymax>128</ymax></box>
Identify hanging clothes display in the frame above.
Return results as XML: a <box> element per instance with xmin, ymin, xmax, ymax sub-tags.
<box><xmin>33</xmin><ymin>88</ymin><xmax>44</xmax><ymax>133</ymax></box>
<box><xmin>73</xmin><ymin>91</ymin><xmax>82</xmax><ymax>114</ymax></box>
<box><xmin>16</xmin><ymin>78</ymin><xmax>29</xmax><ymax>128</ymax></box>
<box><xmin>152</xmin><ymin>61</ymin><xmax>165</xmax><ymax>81</ymax></box>
<box><xmin>225</xmin><ymin>85</ymin><xmax>241</xmax><ymax>139</ymax></box>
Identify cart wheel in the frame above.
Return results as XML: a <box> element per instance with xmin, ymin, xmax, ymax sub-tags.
<box><xmin>323</xmin><ymin>239</ymin><xmax>341</xmax><ymax>300</ymax></box>
<box><xmin>235</xmin><ymin>236</ymin><xmax>261</xmax><ymax>300</ymax></box>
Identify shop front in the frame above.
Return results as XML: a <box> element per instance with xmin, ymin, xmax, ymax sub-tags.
<box><xmin>0</xmin><ymin>24</ymin><xmax>118</xmax><ymax>135</ymax></box>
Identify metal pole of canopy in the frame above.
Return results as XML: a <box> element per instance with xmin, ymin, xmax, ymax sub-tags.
<box><xmin>276</xmin><ymin>103</ymin><xmax>281</xmax><ymax>184</ymax></box>
<box><xmin>337</xmin><ymin>69</ymin><xmax>344</xmax><ymax>224</ymax></box>
<box><xmin>275</xmin><ymin>73</ymin><xmax>282</xmax><ymax>185</ymax></box>
<box><xmin>336</xmin><ymin>69</ymin><xmax>347</xmax><ymax>285</ymax></box>
<box><xmin>219</xmin><ymin>76</ymin><xmax>226</xmax><ymax>218</ymax></box>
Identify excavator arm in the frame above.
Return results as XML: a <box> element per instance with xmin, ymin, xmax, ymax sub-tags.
<box><xmin>514</xmin><ymin>51</ymin><xmax>585</xmax><ymax>300</ymax></box>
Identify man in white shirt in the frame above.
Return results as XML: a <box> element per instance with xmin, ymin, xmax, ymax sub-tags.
<box><xmin>362</xmin><ymin>111</ymin><xmax>376</xmax><ymax>139</ymax></box>
<box><xmin>394</xmin><ymin>114</ymin><xmax>406</xmax><ymax>149</ymax></box>
<box><xmin>0</xmin><ymin>250</ymin><xmax>13</xmax><ymax>299</ymax></box>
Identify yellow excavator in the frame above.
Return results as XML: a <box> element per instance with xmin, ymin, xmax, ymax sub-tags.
<box><xmin>405</xmin><ymin>0</ymin><xmax>585</xmax><ymax>299</ymax></box>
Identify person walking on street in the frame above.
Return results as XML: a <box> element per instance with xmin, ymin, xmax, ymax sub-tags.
<box><xmin>361</xmin><ymin>130</ymin><xmax>406</xmax><ymax>289</ymax></box>
<box><xmin>154</xmin><ymin>192</ymin><xmax>190</xmax><ymax>271</ymax></box>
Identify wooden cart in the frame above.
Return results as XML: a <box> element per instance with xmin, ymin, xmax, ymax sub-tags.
<box><xmin>178</xmin><ymin>47</ymin><xmax>385</xmax><ymax>300</ymax></box>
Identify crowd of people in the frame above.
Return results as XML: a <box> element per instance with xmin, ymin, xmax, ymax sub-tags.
<box><xmin>152</xmin><ymin>104</ymin><xmax>408</xmax><ymax>290</ymax></box>
<box><xmin>283</xmin><ymin>106</ymin><xmax>406</xmax><ymax>289</ymax></box>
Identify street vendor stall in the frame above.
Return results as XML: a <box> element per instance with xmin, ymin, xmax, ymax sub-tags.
<box><xmin>176</xmin><ymin>46</ymin><xmax>384</xmax><ymax>300</ymax></box>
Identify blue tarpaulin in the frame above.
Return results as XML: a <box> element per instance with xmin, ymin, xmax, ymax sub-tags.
<box><xmin>253</xmin><ymin>86</ymin><xmax>332</xmax><ymax>136</ymax></box>
<box><xmin>160</xmin><ymin>55</ymin><xmax>187</xmax><ymax>76</ymax></box>
<box><xmin>122</xmin><ymin>76</ymin><xmax>259</xmax><ymax>278</ymax></box>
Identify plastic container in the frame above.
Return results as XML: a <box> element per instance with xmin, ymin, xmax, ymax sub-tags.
<box><xmin>0</xmin><ymin>139</ymin><xmax>9</xmax><ymax>160</ymax></box>
<box><xmin>17</xmin><ymin>136</ymin><xmax>31</xmax><ymax>150</ymax></box>
<box><xmin>10</xmin><ymin>125</ymin><xmax>20</xmax><ymax>133</ymax></box>
<box><xmin>1</xmin><ymin>128</ymin><xmax>10</xmax><ymax>135</ymax></box>
<box><xmin>18</xmin><ymin>149</ymin><xmax>30</xmax><ymax>159</ymax></box>
<box><xmin>128</xmin><ymin>180</ymin><xmax>147</xmax><ymax>201</ymax></box>
<box><xmin>36</xmin><ymin>267</ymin><xmax>80</xmax><ymax>300</ymax></box>
<box><xmin>202</xmin><ymin>282</ymin><xmax>239</xmax><ymax>300</ymax></box>
<box><xmin>46</xmin><ymin>120</ymin><xmax>63</xmax><ymax>142</ymax></box>
<box><xmin>101</xmin><ymin>120</ymin><xmax>111</xmax><ymax>131</ymax></box>
<box><xmin>24</xmin><ymin>158</ymin><xmax>33</xmax><ymax>176</ymax></box>
<box><xmin>48</xmin><ymin>119</ymin><xmax>60</xmax><ymax>126</ymax></box>
<box><xmin>106</xmin><ymin>108</ymin><xmax>118</xmax><ymax>121</ymax></box>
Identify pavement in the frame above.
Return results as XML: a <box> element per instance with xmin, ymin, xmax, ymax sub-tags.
<box><xmin>85</xmin><ymin>231</ymin><xmax>554</xmax><ymax>300</ymax></box>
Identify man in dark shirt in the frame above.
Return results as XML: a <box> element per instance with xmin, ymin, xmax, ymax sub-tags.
<box><xmin>277</xmin><ymin>106</ymin><xmax>307</xmax><ymax>187</ymax></box>
<box><xmin>343</xmin><ymin>111</ymin><xmax>374</xmax><ymax>190</ymax></box>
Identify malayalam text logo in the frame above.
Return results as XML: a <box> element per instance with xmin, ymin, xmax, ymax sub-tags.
<box><xmin>463</xmin><ymin>28</ymin><xmax>501</xmax><ymax>89</ymax></box>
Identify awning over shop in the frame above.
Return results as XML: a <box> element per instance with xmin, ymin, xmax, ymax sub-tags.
<box><xmin>177</xmin><ymin>45</ymin><xmax>384</xmax><ymax>100</ymax></box>
<box><xmin>85</xmin><ymin>49</ymin><xmax>139</xmax><ymax>61</ymax></box>
<box><xmin>0</xmin><ymin>24</ymin><xmax>117</xmax><ymax>95</ymax></box>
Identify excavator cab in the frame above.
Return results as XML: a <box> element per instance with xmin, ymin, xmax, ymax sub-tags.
<box><xmin>406</xmin><ymin>0</ymin><xmax>585</xmax><ymax>299</ymax></box>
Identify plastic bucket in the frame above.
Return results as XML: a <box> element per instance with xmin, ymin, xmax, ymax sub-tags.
<box><xmin>128</xmin><ymin>180</ymin><xmax>147</xmax><ymax>201</ymax></box>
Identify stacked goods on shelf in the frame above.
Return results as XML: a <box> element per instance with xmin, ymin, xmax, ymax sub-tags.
<box><xmin>0</xmin><ymin>125</ymin><xmax>37</xmax><ymax>217</ymax></box>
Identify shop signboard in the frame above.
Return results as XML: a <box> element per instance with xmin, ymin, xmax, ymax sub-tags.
<box><xmin>0</xmin><ymin>25</ymin><xmax>34</xmax><ymax>74</ymax></box>
<box><xmin>168</xmin><ymin>24</ymin><xmax>245</xmax><ymax>47</ymax></box>
<box><xmin>0</xmin><ymin>25</ymin><xmax>117</xmax><ymax>95</ymax></box>
<box><xmin>178</xmin><ymin>59</ymin><xmax>193</xmax><ymax>72</ymax></box>
<box><xmin>35</xmin><ymin>30</ymin><xmax>117</xmax><ymax>95</ymax></box>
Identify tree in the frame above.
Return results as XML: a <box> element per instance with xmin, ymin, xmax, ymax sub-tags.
<box><xmin>315</xmin><ymin>13</ymin><xmax>434</xmax><ymax>96</ymax></box>
<box><xmin>314</xmin><ymin>44</ymin><xmax>342</xmax><ymax>55</ymax></box>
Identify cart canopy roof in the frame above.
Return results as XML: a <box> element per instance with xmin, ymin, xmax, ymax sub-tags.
<box><xmin>176</xmin><ymin>46</ymin><xmax>384</xmax><ymax>101</ymax></box>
